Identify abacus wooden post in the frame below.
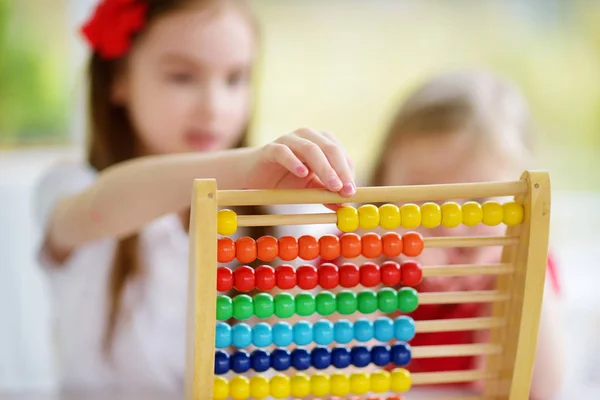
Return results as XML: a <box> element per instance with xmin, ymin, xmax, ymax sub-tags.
<box><xmin>185</xmin><ymin>179</ymin><xmax>218</xmax><ymax>400</ymax></box>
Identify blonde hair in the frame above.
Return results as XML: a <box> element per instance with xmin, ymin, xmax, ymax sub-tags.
<box><xmin>371</xmin><ymin>70</ymin><xmax>534</xmax><ymax>185</ymax></box>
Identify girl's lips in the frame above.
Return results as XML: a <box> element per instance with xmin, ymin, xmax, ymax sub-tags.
<box><xmin>185</xmin><ymin>132</ymin><xmax>220</xmax><ymax>151</ymax></box>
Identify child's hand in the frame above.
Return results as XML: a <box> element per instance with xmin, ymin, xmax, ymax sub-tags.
<box><xmin>244</xmin><ymin>128</ymin><xmax>356</xmax><ymax>197</ymax></box>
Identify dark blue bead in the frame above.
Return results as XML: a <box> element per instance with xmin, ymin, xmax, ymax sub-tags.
<box><xmin>250</xmin><ymin>349</ymin><xmax>271</xmax><ymax>372</ymax></box>
<box><xmin>214</xmin><ymin>350</ymin><xmax>230</xmax><ymax>375</ymax></box>
<box><xmin>230</xmin><ymin>350</ymin><xmax>250</xmax><ymax>373</ymax></box>
<box><xmin>311</xmin><ymin>347</ymin><xmax>332</xmax><ymax>370</ymax></box>
<box><xmin>331</xmin><ymin>347</ymin><xmax>351</xmax><ymax>369</ymax></box>
<box><xmin>271</xmin><ymin>348</ymin><xmax>291</xmax><ymax>371</ymax></box>
<box><xmin>351</xmin><ymin>345</ymin><xmax>371</xmax><ymax>367</ymax></box>
<box><xmin>371</xmin><ymin>345</ymin><xmax>391</xmax><ymax>367</ymax></box>
<box><xmin>291</xmin><ymin>348</ymin><xmax>311</xmax><ymax>371</ymax></box>
<box><xmin>391</xmin><ymin>343</ymin><xmax>412</xmax><ymax>366</ymax></box>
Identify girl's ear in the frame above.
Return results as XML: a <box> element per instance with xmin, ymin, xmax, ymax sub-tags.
<box><xmin>111</xmin><ymin>66</ymin><xmax>129</xmax><ymax>105</ymax></box>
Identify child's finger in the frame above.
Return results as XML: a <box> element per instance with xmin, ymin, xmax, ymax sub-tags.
<box><xmin>321</xmin><ymin>129</ymin><xmax>355</xmax><ymax>177</ymax></box>
<box><xmin>263</xmin><ymin>142</ymin><xmax>308</xmax><ymax>178</ymax></box>
<box><xmin>279</xmin><ymin>135</ymin><xmax>343</xmax><ymax>192</ymax></box>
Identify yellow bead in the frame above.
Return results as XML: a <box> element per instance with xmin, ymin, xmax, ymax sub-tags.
<box><xmin>336</xmin><ymin>206</ymin><xmax>359</xmax><ymax>232</ymax></box>
<box><xmin>358</xmin><ymin>204</ymin><xmax>380</xmax><ymax>230</ymax></box>
<box><xmin>217</xmin><ymin>209</ymin><xmax>238</xmax><ymax>236</ymax></box>
<box><xmin>390</xmin><ymin>368</ymin><xmax>412</xmax><ymax>392</ymax></box>
<box><xmin>379</xmin><ymin>203</ymin><xmax>401</xmax><ymax>229</ymax></box>
<box><xmin>503</xmin><ymin>201</ymin><xmax>524</xmax><ymax>226</ymax></box>
<box><xmin>250</xmin><ymin>375</ymin><xmax>270</xmax><ymax>399</ymax></box>
<box><xmin>330</xmin><ymin>373</ymin><xmax>350</xmax><ymax>396</ymax></box>
<box><xmin>350</xmin><ymin>372</ymin><xmax>370</xmax><ymax>395</ymax></box>
<box><xmin>420</xmin><ymin>202</ymin><xmax>441</xmax><ymax>228</ymax></box>
<box><xmin>229</xmin><ymin>376</ymin><xmax>250</xmax><ymax>400</ymax></box>
<box><xmin>441</xmin><ymin>202</ymin><xmax>462</xmax><ymax>228</ymax></box>
<box><xmin>462</xmin><ymin>201</ymin><xmax>483</xmax><ymax>227</ymax></box>
<box><xmin>213</xmin><ymin>377</ymin><xmax>229</xmax><ymax>400</ymax></box>
<box><xmin>400</xmin><ymin>204</ymin><xmax>421</xmax><ymax>228</ymax></box>
<box><xmin>270</xmin><ymin>375</ymin><xmax>291</xmax><ymax>399</ymax></box>
<box><xmin>370</xmin><ymin>370</ymin><xmax>391</xmax><ymax>393</ymax></box>
<box><xmin>482</xmin><ymin>201</ymin><xmax>503</xmax><ymax>226</ymax></box>
<box><xmin>310</xmin><ymin>373</ymin><xmax>330</xmax><ymax>396</ymax></box>
<box><xmin>290</xmin><ymin>374</ymin><xmax>311</xmax><ymax>397</ymax></box>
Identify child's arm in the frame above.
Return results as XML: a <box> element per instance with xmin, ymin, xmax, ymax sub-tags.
<box><xmin>45</xmin><ymin>130</ymin><xmax>355</xmax><ymax>263</ymax></box>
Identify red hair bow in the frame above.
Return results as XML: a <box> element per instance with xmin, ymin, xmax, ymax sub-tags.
<box><xmin>81</xmin><ymin>0</ymin><xmax>148</xmax><ymax>59</ymax></box>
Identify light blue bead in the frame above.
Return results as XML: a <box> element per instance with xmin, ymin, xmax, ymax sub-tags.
<box><xmin>313</xmin><ymin>320</ymin><xmax>334</xmax><ymax>345</ymax></box>
<box><xmin>334</xmin><ymin>320</ymin><xmax>354</xmax><ymax>344</ymax></box>
<box><xmin>374</xmin><ymin>317</ymin><xmax>394</xmax><ymax>342</ymax></box>
<box><xmin>252</xmin><ymin>322</ymin><xmax>272</xmax><ymax>348</ymax></box>
<box><xmin>293</xmin><ymin>321</ymin><xmax>313</xmax><ymax>346</ymax></box>
<box><xmin>232</xmin><ymin>323</ymin><xmax>252</xmax><ymax>348</ymax></box>
<box><xmin>354</xmin><ymin>319</ymin><xmax>374</xmax><ymax>342</ymax></box>
<box><xmin>394</xmin><ymin>316</ymin><xmax>416</xmax><ymax>342</ymax></box>
<box><xmin>272</xmin><ymin>322</ymin><xmax>293</xmax><ymax>347</ymax></box>
<box><xmin>215</xmin><ymin>322</ymin><xmax>231</xmax><ymax>349</ymax></box>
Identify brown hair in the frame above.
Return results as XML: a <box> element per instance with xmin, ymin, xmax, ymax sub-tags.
<box><xmin>370</xmin><ymin>70</ymin><xmax>534</xmax><ymax>186</ymax></box>
<box><xmin>86</xmin><ymin>0</ymin><xmax>263</xmax><ymax>353</ymax></box>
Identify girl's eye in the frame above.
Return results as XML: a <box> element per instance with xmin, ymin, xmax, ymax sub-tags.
<box><xmin>227</xmin><ymin>70</ymin><xmax>248</xmax><ymax>87</ymax></box>
<box><xmin>167</xmin><ymin>72</ymin><xmax>195</xmax><ymax>84</ymax></box>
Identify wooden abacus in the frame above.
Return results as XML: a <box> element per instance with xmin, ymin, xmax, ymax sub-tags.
<box><xmin>185</xmin><ymin>171</ymin><xmax>551</xmax><ymax>400</ymax></box>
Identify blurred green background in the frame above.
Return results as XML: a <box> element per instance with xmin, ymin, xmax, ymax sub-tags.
<box><xmin>1</xmin><ymin>0</ymin><xmax>598</xmax><ymax>190</ymax></box>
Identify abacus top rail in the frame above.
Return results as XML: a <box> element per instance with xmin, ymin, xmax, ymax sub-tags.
<box><xmin>215</xmin><ymin>180</ymin><xmax>528</xmax><ymax>206</ymax></box>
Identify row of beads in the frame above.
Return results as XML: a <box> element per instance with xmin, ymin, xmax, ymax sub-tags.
<box><xmin>218</xmin><ymin>232</ymin><xmax>424</xmax><ymax>264</ymax></box>
<box><xmin>335</xmin><ymin>201</ymin><xmax>524</xmax><ymax>232</ymax></box>
<box><xmin>215</xmin><ymin>344</ymin><xmax>412</xmax><ymax>374</ymax></box>
<box><xmin>217</xmin><ymin>260</ymin><xmax>423</xmax><ymax>293</ymax></box>
<box><xmin>217</xmin><ymin>287</ymin><xmax>419</xmax><ymax>321</ymax></box>
<box><xmin>216</xmin><ymin>316</ymin><xmax>416</xmax><ymax>348</ymax></box>
<box><xmin>213</xmin><ymin>369</ymin><xmax>412</xmax><ymax>399</ymax></box>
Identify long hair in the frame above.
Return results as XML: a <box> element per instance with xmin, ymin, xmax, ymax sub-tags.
<box><xmin>86</xmin><ymin>0</ymin><xmax>265</xmax><ymax>353</ymax></box>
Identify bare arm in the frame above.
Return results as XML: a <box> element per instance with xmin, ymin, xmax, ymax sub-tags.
<box><xmin>45</xmin><ymin>148</ymin><xmax>254</xmax><ymax>260</ymax></box>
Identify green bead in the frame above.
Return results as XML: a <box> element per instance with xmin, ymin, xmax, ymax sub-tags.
<box><xmin>336</xmin><ymin>290</ymin><xmax>357</xmax><ymax>315</ymax></box>
<box><xmin>378</xmin><ymin>288</ymin><xmax>398</xmax><ymax>313</ymax></box>
<box><xmin>316</xmin><ymin>292</ymin><xmax>336</xmax><ymax>316</ymax></box>
<box><xmin>398</xmin><ymin>287</ymin><xmax>419</xmax><ymax>313</ymax></box>
<box><xmin>357</xmin><ymin>290</ymin><xmax>378</xmax><ymax>314</ymax></box>
<box><xmin>295</xmin><ymin>293</ymin><xmax>316</xmax><ymax>316</ymax></box>
<box><xmin>216</xmin><ymin>295</ymin><xmax>232</xmax><ymax>320</ymax></box>
<box><xmin>274</xmin><ymin>293</ymin><xmax>295</xmax><ymax>318</ymax></box>
<box><xmin>253</xmin><ymin>293</ymin><xmax>274</xmax><ymax>318</ymax></box>
<box><xmin>232</xmin><ymin>294</ymin><xmax>253</xmax><ymax>320</ymax></box>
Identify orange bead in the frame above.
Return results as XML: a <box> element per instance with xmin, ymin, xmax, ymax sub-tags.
<box><xmin>298</xmin><ymin>235</ymin><xmax>319</xmax><ymax>260</ymax></box>
<box><xmin>340</xmin><ymin>233</ymin><xmax>361</xmax><ymax>258</ymax></box>
<box><xmin>402</xmin><ymin>232</ymin><xmax>424</xmax><ymax>257</ymax></box>
<box><xmin>319</xmin><ymin>234</ymin><xmax>341</xmax><ymax>261</ymax></box>
<box><xmin>257</xmin><ymin>235</ymin><xmax>278</xmax><ymax>262</ymax></box>
<box><xmin>278</xmin><ymin>236</ymin><xmax>298</xmax><ymax>261</ymax></box>
<box><xmin>236</xmin><ymin>236</ymin><xmax>257</xmax><ymax>263</ymax></box>
<box><xmin>382</xmin><ymin>232</ymin><xmax>403</xmax><ymax>257</ymax></box>
<box><xmin>218</xmin><ymin>237</ymin><xmax>235</xmax><ymax>263</ymax></box>
<box><xmin>361</xmin><ymin>232</ymin><xmax>382</xmax><ymax>258</ymax></box>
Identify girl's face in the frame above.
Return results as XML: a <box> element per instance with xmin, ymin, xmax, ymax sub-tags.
<box><xmin>113</xmin><ymin>4</ymin><xmax>255</xmax><ymax>155</ymax></box>
<box><xmin>381</xmin><ymin>131</ymin><xmax>515</xmax><ymax>291</ymax></box>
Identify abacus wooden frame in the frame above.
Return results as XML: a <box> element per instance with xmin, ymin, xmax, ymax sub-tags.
<box><xmin>185</xmin><ymin>170</ymin><xmax>551</xmax><ymax>400</ymax></box>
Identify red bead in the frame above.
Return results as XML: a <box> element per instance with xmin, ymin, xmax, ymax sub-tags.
<box><xmin>360</xmin><ymin>262</ymin><xmax>381</xmax><ymax>287</ymax></box>
<box><xmin>257</xmin><ymin>235</ymin><xmax>278</xmax><ymax>262</ymax></box>
<box><xmin>382</xmin><ymin>232</ymin><xmax>403</xmax><ymax>257</ymax></box>
<box><xmin>340</xmin><ymin>233</ymin><xmax>361</xmax><ymax>258</ymax></box>
<box><xmin>216</xmin><ymin>266</ymin><xmax>233</xmax><ymax>292</ymax></box>
<box><xmin>236</xmin><ymin>236</ymin><xmax>257</xmax><ymax>263</ymax></box>
<box><xmin>278</xmin><ymin>236</ymin><xmax>298</xmax><ymax>261</ymax></box>
<box><xmin>386</xmin><ymin>397</ymin><xmax>404</xmax><ymax>400</ymax></box>
<box><xmin>361</xmin><ymin>232</ymin><xmax>382</xmax><ymax>258</ymax></box>
<box><xmin>275</xmin><ymin>265</ymin><xmax>296</xmax><ymax>289</ymax></box>
<box><xmin>255</xmin><ymin>265</ymin><xmax>276</xmax><ymax>291</ymax></box>
<box><xmin>380</xmin><ymin>261</ymin><xmax>401</xmax><ymax>286</ymax></box>
<box><xmin>339</xmin><ymin>263</ymin><xmax>360</xmax><ymax>288</ymax></box>
<box><xmin>297</xmin><ymin>265</ymin><xmax>318</xmax><ymax>290</ymax></box>
<box><xmin>233</xmin><ymin>265</ymin><xmax>255</xmax><ymax>292</ymax></box>
<box><xmin>318</xmin><ymin>263</ymin><xmax>339</xmax><ymax>289</ymax></box>
<box><xmin>319</xmin><ymin>234</ymin><xmax>341</xmax><ymax>260</ymax></box>
<box><xmin>298</xmin><ymin>235</ymin><xmax>319</xmax><ymax>260</ymax></box>
<box><xmin>217</xmin><ymin>237</ymin><xmax>235</xmax><ymax>263</ymax></box>
<box><xmin>401</xmin><ymin>260</ymin><xmax>423</xmax><ymax>286</ymax></box>
<box><xmin>402</xmin><ymin>231</ymin><xmax>424</xmax><ymax>257</ymax></box>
